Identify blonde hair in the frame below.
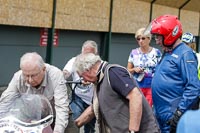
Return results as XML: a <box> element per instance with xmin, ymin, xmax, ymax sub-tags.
<box><xmin>135</xmin><ymin>27</ymin><xmax>151</xmax><ymax>40</ymax></box>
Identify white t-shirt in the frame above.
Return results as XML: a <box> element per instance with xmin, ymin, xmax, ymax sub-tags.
<box><xmin>63</xmin><ymin>57</ymin><xmax>94</xmax><ymax>105</ymax></box>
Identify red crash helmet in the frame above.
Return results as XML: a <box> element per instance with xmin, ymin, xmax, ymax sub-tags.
<box><xmin>149</xmin><ymin>15</ymin><xmax>183</xmax><ymax>47</ymax></box>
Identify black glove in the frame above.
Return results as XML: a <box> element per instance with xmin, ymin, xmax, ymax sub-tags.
<box><xmin>168</xmin><ymin>109</ymin><xmax>183</xmax><ymax>133</ymax></box>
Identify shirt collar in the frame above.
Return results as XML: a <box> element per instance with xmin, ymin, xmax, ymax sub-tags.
<box><xmin>40</xmin><ymin>71</ymin><xmax>47</xmax><ymax>87</ymax></box>
<box><xmin>96</xmin><ymin>61</ymin><xmax>108</xmax><ymax>83</ymax></box>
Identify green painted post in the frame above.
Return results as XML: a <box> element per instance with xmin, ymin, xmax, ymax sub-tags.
<box><xmin>104</xmin><ymin>0</ymin><xmax>113</xmax><ymax>61</ymax></box>
<box><xmin>45</xmin><ymin>0</ymin><xmax>57</xmax><ymax>64</ymax></box>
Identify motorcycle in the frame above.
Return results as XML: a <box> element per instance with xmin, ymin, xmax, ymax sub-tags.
<box><xmin>0</xmin><ymin>93</ymin><xmax>53</xmax><ymax>133</ymax></box>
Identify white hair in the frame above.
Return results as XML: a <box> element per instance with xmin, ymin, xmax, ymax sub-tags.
<box><xmin>73</xmin><ymin>53</ymin><xmax>101</xmax><ymax>74</ymax></box>
<box><xmin>20</xmin><ymin>52</ymin><xmax>45</xmax><ymax>69</ymax></box>
<box><xmin>81</xmin><ymin>40</ymin><xmax>98</xmax><ymax>54</ymax></box>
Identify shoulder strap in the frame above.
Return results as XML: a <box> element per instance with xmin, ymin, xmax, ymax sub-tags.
<box><xmin>105</xmin><ymin>64</ymin><xmax>133</xmax><ymax>86</ymax></box>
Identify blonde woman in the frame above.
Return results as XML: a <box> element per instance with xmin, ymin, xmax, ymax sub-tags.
<box><xmin>127</xmin><ymin>28</ymin><xmax>162</xmax><ymax>106</ymax></box>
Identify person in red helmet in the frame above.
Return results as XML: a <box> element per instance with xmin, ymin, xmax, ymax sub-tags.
<box><xmin>145</xmin><ymin>15</ymin><xmax>200</xmax><ymax>133</ymax></box>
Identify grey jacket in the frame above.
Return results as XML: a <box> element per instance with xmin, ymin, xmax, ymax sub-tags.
<box><xmin>97</xmin><ymin>64</ymin><xmax>160</xmax><ymax>133</ymax></box>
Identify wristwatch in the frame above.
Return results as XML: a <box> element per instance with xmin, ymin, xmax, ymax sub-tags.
<box><xmin>130</xmin><ymin>131</ymin><xmax>135</xmax><ymax>133</ymax></box>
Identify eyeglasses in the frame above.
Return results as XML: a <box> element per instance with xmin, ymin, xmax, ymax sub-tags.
<box><xmin>137</xmin><ymin>37</ymin><xmax>146</xmax><ymax>41</ymax></box>
<box><xmin>23</xmin><ymin>70</ymin><xmax>42</xmax><ymax>79</ymax></box>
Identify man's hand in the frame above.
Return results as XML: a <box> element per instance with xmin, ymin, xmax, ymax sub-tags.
<box><xmin>81</xmin><ymin>80</ymin><xmax>91</xmax><ymax>86</ymax></box>
<box><xmin>63</xmin><ymin>70</ymin><xmax>71</xmax><ymax>79</ymax></box>
<box><xmin>168</xmin><ymin>109</ymin><xmax>183</xmax><ymax>133</ymax></box>
<box><xmin>74</xmin><ymin>105</ymin><xmax>95</xmax><ymax>128</ymax></box>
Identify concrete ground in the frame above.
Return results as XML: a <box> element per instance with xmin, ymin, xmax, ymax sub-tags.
<box><xmin>66</xmin><ymin>116</ymin><xmax>99</xmax><ymax>133</ymax></box>
<box><xmin>79</xmin><ymin>124</ymin><xmax>99</xmax><ymax>133</ymax></box>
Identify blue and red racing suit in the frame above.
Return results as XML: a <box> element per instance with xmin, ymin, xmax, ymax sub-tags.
<box><xmin>152</xmin><ymin>43</ymin><xmax>200</xmax><ymax>133</ymax></box>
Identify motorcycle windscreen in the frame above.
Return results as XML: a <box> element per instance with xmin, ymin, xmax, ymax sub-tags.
<box><xmin>0</xmin><ymin>94</ymin><xmax>53</xmax><ymax>128</ymax></box>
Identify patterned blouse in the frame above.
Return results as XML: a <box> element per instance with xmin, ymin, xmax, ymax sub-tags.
<box><xmin>128</xmin><ymin>47</ymin><xmax>162</xmax><ymax>88</ymax></box>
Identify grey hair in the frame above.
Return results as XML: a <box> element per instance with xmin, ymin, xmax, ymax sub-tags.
<box><xmin>81</xmin><ymin>40</ymin><xmax>98</xmax><ymax>54</ymax></box>
<box><xmin>20</xmin><ymin>52</ymin><xmax>45</xmax><ymax>69</ymax></box>
<box><xmin>73</xmin><ymin>53</ymin><xmax>101</xmax><ymax>74</ymax></box>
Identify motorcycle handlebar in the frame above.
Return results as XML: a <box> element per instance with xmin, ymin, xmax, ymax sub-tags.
<box><xmin>65</xmin><ymin>80</ymin><xmax>82</xmax><ymax>84</ymax></box>
<box><xmin>61</xmin><ymin>80</ymin><xmax>82</xmax><ymax>84</ymax></box>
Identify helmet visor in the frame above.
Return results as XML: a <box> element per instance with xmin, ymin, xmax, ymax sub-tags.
<box><xmin>144</xmin><ymin>22</ymin><xmax>152</xmax><ymax>36</ymax></box>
